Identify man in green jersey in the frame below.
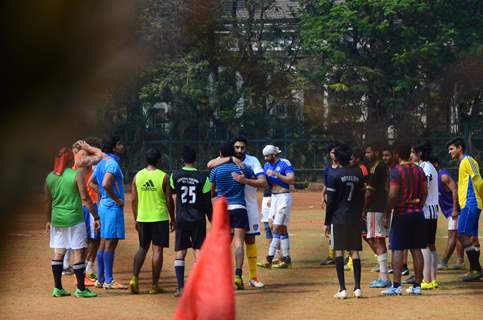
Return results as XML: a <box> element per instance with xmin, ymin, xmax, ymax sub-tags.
<box><xmin>45</xmin><ymin>147</ymin><xmax>99</xmax><ymax>298</ymax></box>
<box><xmin>129</xmin><ymin>148</ymin><xmax>175</xmax><ymax>294</ymax></box>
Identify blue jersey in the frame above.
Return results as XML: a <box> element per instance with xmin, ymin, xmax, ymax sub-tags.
<box><xmin>264</xmin><ymin>158</ymin><xmax>294</xmax><ymax>189</ymax></box>
<box><xmin>209</xmin><ymin>162</ymin><xmax>254</xmax><ymax>205</ymax></box>
<box><xmin>93</xmin><ymin>156</ymin><xmax>125</xmax><ymax>207</ymax></box>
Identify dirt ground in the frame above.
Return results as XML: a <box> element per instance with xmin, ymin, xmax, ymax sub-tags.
<box><xmin>1</xmin><ymin>192</ymin><xmax>482</xmax><ymax>320</ymax></box>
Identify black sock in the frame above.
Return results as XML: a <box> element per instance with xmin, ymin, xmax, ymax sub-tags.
<box><xmin>467</xmin><ymin>249</ymin><xmax>482</xmax><ymax>272</ymax></box>
<box><xmin>235</xmin><ymin>268</ymin><xmax>242</xmax><ymax>277</ymax></box>
<box><xmin>353</xmin><ymin>258</ymin><xmax>361</xmax><ymax>290</ymax></box>
<box><xmin>393</xmin><ymin>282</ymin><xmax>400</xmax><ymax>288</ymax></box>
<box><xmin>335</xmin><ymin>256</ymin><xmax>346</xmax><ymax>291</ymax></box>
<box><xmin>403</xmin><ymin>263</ymin><xmax>408</xmax><ymax>270</ymax></box>
<box><xmin>267</xmin><ymin>255</ymin><xmax>274</xmax><ymax>264</ymax></box>
<box><xmin>51</xmin><ymin>260</ymin><xmax>63</xmax><ymax>289</ymax></box>
<box><xmin>73</xmin><ymin>262</ymin><xmax>86</xmax><ymax>291</ymax></box>
<box><xmin>475</xmin><ymin>245</ymin><xmax>481</xmax><ymax>271</ymax></box>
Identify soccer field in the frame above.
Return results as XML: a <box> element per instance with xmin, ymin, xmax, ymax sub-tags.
<box><xmin>1</xmin><ymin>192</ymin><xmax>482</xmax><ymax>320</ymax></box>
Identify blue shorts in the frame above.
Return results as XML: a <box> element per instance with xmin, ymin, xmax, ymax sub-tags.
<box><xmin>389</xmin><ymin>212</ymin><xmax>426</xmax><ymax>251</ymax></box>
<box><xmin>228</xmin><ymin>208</ymin><xmax>249</xmax><ymax>230</ymax></box>
<box><xmin>98</xmin><ymin>203</ymin><xmax>125</xmax><ymax>239</ymax></box>
<box><xmin>458</xmin><ymin>207</ymin><xmax>481</xmax><ymax>237</ymax></box>
<box><xmin>83</xmin><ymin>204</ymin><xmax>100</xmax><ymax>240</ymax></box>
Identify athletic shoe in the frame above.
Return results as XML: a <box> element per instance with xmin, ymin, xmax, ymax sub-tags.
<box><xmin>387</xmin><ymin>268</ymin><xmax>393</xmax><ymax>274</ymax></box>
<box><xmin>462</xmin><ymin>270</ymin><xmax>482</xmax><ymax>282</ymax></box>
<box><xmin>129</xmin><ymin>276</ymin><xmax>139</xmax><ymax>294</ymax></box>
<box><xmin>405</xmin><ymin>286</ymin><xmax>422</xmax><ymax>295</ymax></box>
<box><xmin>369</xmin><ymin>279</ymin><xmax>392</xmax><ymax>288</ymax></box>
<box><xmin>234</xmin><ymin>275</ymin><xmax>244</xmax><ymax>290</ymax></box>
<box><xmin>52</xmin><ymin>288</ymin><xmax>71</xmax><ymax>297</ymax></box>
<box><xmin>148</xmin><ymin>286</ymin><xmax>163</xmax><ymax>294</ymax></box>
<box><xmin>83</xmin><ymin>274</ymin><xmax>96</xmax><ymax>287</ymax></box>
<box><xmin>248</xmin><ymin>278</ymin><xmax>265</xmax><ymax>288</ymax></box>
<box><xmin>272</xmin><ymin>261</ymin><xmax>291</xmax><ymax>269</ymax></box>
<box><xmin>62</xmin><ymin>267</ymin><xmax>74</xmax><ymax>276</ymax></box>
<box><xmin>437</xmin><ymin>261</ymin><xmax>449</xmax><ymax>270</ymax></box>
<box><xmin>257</xmin><ymin>260</ymin><xmax>272</xmax><ymax>268</ymax></box>
<box><xmin>381</xmin><ymin>285</ymin><xmax>401</xmax><ymax>296</ymax></box>
<box><xmin>431</xmin><ymin>280</ymin><xmax>440</xmax><ymax>288</ymax></box>
<box><xmin>103</xmin><ymin>280</ymin><xmax>128</xmax><ymax>290</ymax></box>
<box><xmin>421</xmin><ymin>280</ymin><xmax>433</xmax><ymax>290</ymax></box>
<box><xmin>320</xmin><ymin>258</ymin><xmax>336</xmax><ymax>265</ymax></box>
<box><xmin>401</xmin><ymin>267</ymin><xmax>410</xmax><ymax>276</ymax></box>
<box><xmin>334</xmin><ymin>289</ymin><xmax>348</xmax><ymax>299</ymax></box>
<box><xmin>272</xmin><ymin>257</ymin><xmax>282</xmax><ymax>265</ymax></box>
<box><xmin>86</xmin><ymin>272</ymin><xmax>97</xmax><ymax>281</ymax></box>
<box><xmin>401</xmin><ymin>275</ymin><xmax>416</xmax><ymax>285</ymax></box>
<box><xmin>94</xmin><ymin>280</ymin><xmax>104</xmax><ymax>288</ymax></box>
<box><xmin>448</xmin><ymin>263</ymin><xmax>465</xmax><ymax>270</ymax></box>
<box><xmin>174</xmin><ymin>288</ymin><xmax>183</xmax><ymax>297</ymax></box>
<box><xmin>74</xmin><ymin>288</ymin><xmax>97</xmax><ymax>298</ymax></box>
<box><xmin>371</xmin><ymin>266</ymin><xmax>380</xmax><ymax>273</ymax></box>
<box><xmin>353</xmin><ymin>289</ymin><xmax>362</xmax><ymax>298</ymax></box>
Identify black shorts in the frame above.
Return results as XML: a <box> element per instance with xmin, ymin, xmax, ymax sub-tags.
<box><xmin>332</xmin><ymin>224</ymin><xmax>362</xmax><ymax>251</ymax></box>
<box><xmin>229</xmin><ymin>208</ymin><xmax>249</xmax><ymax>230</ymax></box>
<box><xmin>424</xmin><ymin>218</ymin><xmax>438</xmax><ymax>246</ymax></box>
<box><xmin>175</xmin><ymin>220</ymin><xmax>206</xmax><ymax>251</ymax></box>
<box><xmin>138</xmin><ymin>221</ymin><xmax>169</xmax><ymax>248</ymax></box>
<box><xmin>389</xmin><ymin>213</ymin><xmax>426</xmax><ymax>250</ymax></box>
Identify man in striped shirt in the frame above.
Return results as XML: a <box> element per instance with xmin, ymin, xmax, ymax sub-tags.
<box><xmin>447</xmin><ymin>137</ymin><xmax>483</xmax><ymax>281</ymax></box>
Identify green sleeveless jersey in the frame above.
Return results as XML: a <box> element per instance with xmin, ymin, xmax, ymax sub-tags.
<box><xmin>135</xmin><ymin>168</ymin><xmax>169</xmax><ymax>222</ymax></box>
<box><xmin>46</xmin><ymin>168</ymin><xmax>84</xmax><ymax>227</ymax></box>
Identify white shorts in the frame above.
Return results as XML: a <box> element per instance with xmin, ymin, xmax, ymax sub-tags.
<box><xmin>246</xmin><ymin>200</ymin><xmax>261</xmax><ymax>236</ymax></box>
<box><xmin>366</xmin><ymin>212</ymin><xmax>388</xmax><ymax>238</ymax></box>
<box><xmin>269</xmin><ymin>193</ymin><xmax>292</xmax><ymax>226</ymax></box>
<box><xmin>448</xmin><ymin>216</ymin><xmax>458</xmax><ymax>231</ymax></box>
<box><xmin>50</xmin><ymin>222</ymin><xmax>87</xmax><ymax>250</ymax></box>
<box><xmin>261</xmin><ymin>196</ymin><xmax>271</xmax><ymax>223</ymax></box>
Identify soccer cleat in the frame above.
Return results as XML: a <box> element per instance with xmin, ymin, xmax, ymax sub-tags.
<box><xmin>75</xmin><ymin>288</ymin><xmax>97</xmax><ymax>298</ymax></box>
<box><xmin>369</xmin><ymin>279</ymin><xmax>392</xmax><ymax>288</ymax></box>
<box><xmin>381</xmin><ymin>285</ymin><xmax>401</xmax><ymax>296</ymax></box>
<box><xmin>353</xmin><ymin>289</ymin><xmax>362</xmax><ymax>298</ymax></box>
<box><xmin>421</xmin><ymin>280</ymin><xmax>433</xmax><ymax>290</ymax></box>
<box><xmin>103</xmin><ymin>280</ymin><xmax>128</xmax><ymax>290</ymax></box>
<box><xmin>387</xmin><ymin>268</ymin><xmax>394</xmax><ymax>274</ymax></box>
<box><xmin>86</xmin><ymin>272</ymin><xmax>97</xmax><ymax>281</ymax></box>
<box><xmin>401</xmin><ymin>275</ymin><xmax>416</xmax><ymax>285</ymax></box>
<box><xmin>405</xmin><ymin>286</ymin><xmax>422</xmax><ymax>295</ymax></box>
<box><xmin>94</xmin><ymin>280</ymin><xmax>104</xmax><ymax>288</ymax></box>
<box><xmin>448</xmin><ymin>263</ymin><xmax>465</xmax><ymax>270</ymax></box>
<box><xmin>437</xmin><ymin>262</ymin><xmax>449</xmax><ymax>270</ymax></box>
<box><xmin>129</xmin><ymin>276</ymin><xmax>139</xmax><ymax>294</ymax></box>
<box><xmin>148</xmin><ymin>286</ymin><xmax>163</xmax><ymax>294</ymax></box>
<box><xmin>256</xmin><ymin>261</ymin><xmax>272</xmax><ymax>269</ymax></box>
<box><xmin>334</xmin><ymin>289</ymin><xmax>348</xmax><ymax>299</ymax></box>
<box><xmin>431</xmin><ymin>280</ymin><xmax>440</xmax><ymax>288</ymax></box>
<box><xmin>320</xmin><ymin>258</ymin><xmax>336</xmax><ymax>265</ymax></box>
<box><xmin>272</xmin><ymin>261</ymin><xmax>291</xmax><ymax>269</ymax></box>
<box><xmin>401</xmin><ymin>267</ymin><xmax>410</xmax><ymax>276</ymax></box>
<box><xmin>248</xmin><ymin>278</ymin><xmax>265</xmax><ymax>288</ymax></box>
<box><xmin>234</xmin><ymin>275</ymin><xmax>245</xmax><ymax>290</ymax></box>
<box><xmin>462</xmin><ymin>270</ymin><xmax>482</xmax><ymax>282</ymax></box>
<box><xmin>52</xmin><ymin>288</ymin><xmax>71</xmax><ymax>297</ymax></box>
<box><xmin>174</xmin><ymin>288</ymin><xmax>183</xmax><ymax>297</ymax></box>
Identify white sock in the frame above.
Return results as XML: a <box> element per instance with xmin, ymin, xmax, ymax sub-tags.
<box><xmin>431</xmin><ymin>250</ymin><xmax>438</xmax><ymax>280</ymax></box>
<box><xmin>63</xmin><ymin>250</ymin><xmax>71</xmax><ymax>269</ymax></box>
<box><xmin>268</xmin><ymin>234</ymin><xmax>281</xmax><ymax>257</ymax></box>
<box><xmin>86</xmin><ymin>261</ymin><xmax>94</xmax><ymax>274</ymax></box>
<box><xmin>377</xmin><ymin>253</ymin><xmax>388</xmax><ymax>280</ymax></box>
<box><xmin>421</xmin><ymin>248</ymin><xmax>432</xmax><ymax>281</ymax></box>
<box><xmin>281</xmin><ymin>234</ymin><xmax>290</xmax><ymax>257</ymax></box>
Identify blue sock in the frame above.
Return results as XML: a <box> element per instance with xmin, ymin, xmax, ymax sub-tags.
<box><xmin>174</xmin><ymin>259</ymin><xmax>185</xmax><ymax>289</ymax></box>
<box><xmin>103</xmin><ymin>251</ymin><xmax>114</xmax><ymax>284</ymax></box>
<box><xmin>96</xmin><ymin>251</ymin><xmax>105</xmax><ymax>283</ymax></box>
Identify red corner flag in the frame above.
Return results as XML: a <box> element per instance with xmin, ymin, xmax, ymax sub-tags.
<box><xmin>173</xmin><ymin>197</ymin><xmax>235</xmax><ymax>320</ymax></box>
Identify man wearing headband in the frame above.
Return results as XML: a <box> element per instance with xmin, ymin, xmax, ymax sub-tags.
<box><xmin>258</xmin><ymin>144</ymin><xmax>295</xmax><ymax>269</ymax></box>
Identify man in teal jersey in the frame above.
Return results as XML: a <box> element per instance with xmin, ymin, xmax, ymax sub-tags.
<box><xmin>129</xmin><ymin>148</ymin><xmax>175</xmax><ymax>294</ymax></box>
<box><xmin>45</xmin><ymin>147</ymin><xmax>98</xmax><ymax>298</ymax></box>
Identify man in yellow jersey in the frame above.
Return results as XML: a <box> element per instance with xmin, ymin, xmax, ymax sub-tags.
<box><xmin>129</xmin><ymin>148</ymin><xmax>175</xmax><ymax>294</ymax></box>
<box><xmin>447</xmin><ymin>137</ymin><xmax>483</xmax><ymax>281</ymax></box>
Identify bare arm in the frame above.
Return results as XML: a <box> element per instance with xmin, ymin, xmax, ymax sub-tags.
<box><xmin>207</xmin><ymin>156</ymin><xmax>244</xmax><ymax>169</ymax></box>
<box><xmin>89</xmin><ymin>173</ymin><xmax>99</xmax><ymax>194</ymax></box>
<box><xmin>275</xmin><ymin>172</ymin><xmax>295</xmax><ymax>185</ymax></box>
<box><xmin>383</xmin><ymin>182</ymin><xmax>399</xmax><ymax>228</ymax></box>
<box><xmin>102</xmin><ymin>173</ymin><xmax>123</xmax><ymax>206</ymax></box>
<box><xmin>131</xmin><ymin>175</ymin><xmax>138</xmax><ymax>222</ymax></box>
<box><xmin>75</xmin><ymin>172</ymin><xmax>98</xmax><ymax>220</ymax></box>
<box><xmin>74</xmin><ymin>141</ymin><xmax>106</xmax><ymax>168</ymax></box>
<box><xmin>441</xmin><ymin>174</ymin><xmax>459</xmax><ymax>218</ymax></box>
<box><xmin>232</xmin><ymin>173</ymin><xmax>267</xmax><ymax>188</ymax></box>
<box><xmin>44</xmin><ymin>180</ymin><xmax>52</xmax><ymax>233</ymax></box>
<box><xmin>163</xmin><ymin>175</ymin><xmax>175</xmax><ymax>231</ymax></box>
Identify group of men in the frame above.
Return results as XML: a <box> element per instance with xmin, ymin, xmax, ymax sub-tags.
<box><xmin>45</xmin><ymin>135</ymin><xmax>296</xmax><ymax>297</ymax></box>
<box><xmin>321</xmin><ymin>138</ymin><xmax>482</xmax><ymax>299</ymax></box>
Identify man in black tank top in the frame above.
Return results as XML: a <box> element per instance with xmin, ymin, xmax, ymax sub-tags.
<box><xmin>170</xmin><ymin>146</ymin><xmax>212</xmax><ymax>297</ymax></box>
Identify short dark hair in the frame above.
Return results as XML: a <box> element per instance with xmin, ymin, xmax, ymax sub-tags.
<box><xmin>394</xmin><ymin>143</ymin><xmax>412</xmax><ymax>161</ymax></box>
<box><xmin>446</xmin><ymin>137</ymin><xmax>466</xmax><ymax>152</ymax></box>
<box><xmin>352</xmin><ymin>147</ymin><xmax>364</xmax><ymax>161</ymax></box>
<box><xmin>102</xmin><ymin>135</ymin><xmax>120</xmax><ymax>154</ymax></box>
<box><xmin>232</xmin><ymin>135</ymin><xmax>248</xmax><ymax>146</ymax></box>
<box><xmin>413</xmin><ymin>141</ymin><xmax>432</xmax><ymax>161</ymax></box>
<box><xmin>366</xmin><ymin>142</ymin><xmax>382</xmax><ymax>152</ymax></box>
<box><xmin>428</xmin><ymin>155</ymin><xmax>440</xmax><ymax>168</ymax></box>
<box><xmin>85</xmin><ymin>136</ymin><xmax>102</xmax><ymax>148</ymax></box>
<box><xmin>381</xmin><ymin>145</ymin><xmax>393</xmax><ymax>153</ymax></box>
<box><xmin>219</xmin><ymin>141</ymin><xmax>234</xmax><ymax>157</ymax></box>
<box><xmin>334</xmin><ymin>144</ymin><xmax>352</xmax><ymax>166</ymax></box>
<box><xmin>145</xmin><ymin>148</ymin><xmax>161</xmax><ymax>166</ymax></box>
<box><xmin>181</xmin><ymin>146</ymin><xmax>196</xmax><ymax>164</ymax></box>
